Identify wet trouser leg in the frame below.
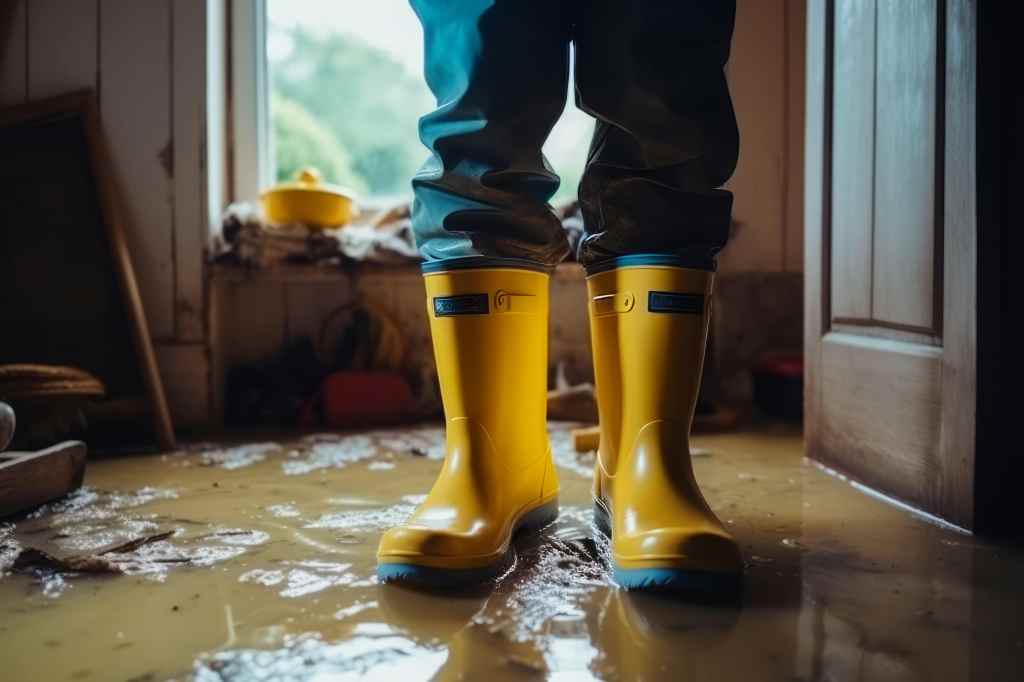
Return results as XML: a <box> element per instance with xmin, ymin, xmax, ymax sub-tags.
<box><xmin>409</xmin><ymin>0</ymin><xmax>572</xmax><ymax>267</ymax></box>
<box><xmin>574</xmin><ymin>1</ymin><xmax>738</xmax><ymax>271</ymax></box>
<box><xmin>409</xmin><ymin>1</ymin><xmax>738</xmax><ymax>271</ymax></box>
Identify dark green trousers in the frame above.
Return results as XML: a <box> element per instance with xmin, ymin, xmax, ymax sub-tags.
<box><xmin>410</xmin><ymin>0</ymin><xmax>738</xmax><ymax>272</ymax></box>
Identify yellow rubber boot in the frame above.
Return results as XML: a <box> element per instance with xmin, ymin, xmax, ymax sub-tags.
<box><xmin>588</xmin><ymin>260</ymin><xmax>742</xmax><ymax>593</ymax></box>
<box><xmin>377</xmin><ymin>263</ymin><xmax>559</xmax><ymax>586</ymax></box>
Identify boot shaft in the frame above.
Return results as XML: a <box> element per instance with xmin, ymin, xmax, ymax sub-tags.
<box><xmin>377</xmin><ymin>265</ymin><xmax>560</xmax><ymax>582</ymax></box>
<box><xmin>586</xmin><ymin>265</ymin><xmax>714</xmax><ymax>476</ymax></box>
<box><xmin>424</xmin><ymin>266</ymin><xmax>551</xmax><ymax>464</ymax></box>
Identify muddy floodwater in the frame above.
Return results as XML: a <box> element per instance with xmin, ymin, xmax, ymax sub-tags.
<box><xmin>1</xmin><ymin>423</ymin><xmax>1022</xmax><ymax>681</ymax></box>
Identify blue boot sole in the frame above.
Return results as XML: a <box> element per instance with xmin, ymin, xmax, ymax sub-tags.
<box><xmin>377</xmin><ymin>498</ymin><xmax>559</xmax><ymax>588</ymax></box>
<box><xmin>593</xmin><ymin>499</ymin><xmax>742</xmax><ymax>596</ymax></box>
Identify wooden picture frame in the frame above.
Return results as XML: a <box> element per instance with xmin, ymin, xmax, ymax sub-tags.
<box><xmin>0</xmin><ymin>90</ymin><xmax>175</xmax><ymax>451</ymax></box>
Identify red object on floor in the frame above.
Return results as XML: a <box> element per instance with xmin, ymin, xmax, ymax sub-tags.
<box><xmin>755</xmin><ymin>355</ymin><xmax>803</xmax><ymax>378</ymax></box>
<box><xmin>302</xmin><ymin>371</ymin><xmax>416</xmax><ymax>429</ymax></box>
<box><xmin>753</xmin><ymin>353</ymin><xmax>804</xmax><ymax>422</ymax></box>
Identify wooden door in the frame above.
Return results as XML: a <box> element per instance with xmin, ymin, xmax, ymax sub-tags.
<box><xmin>804</xmin><ymin>0</ymin><xmax>977</xmax><ymax>529</ymax></box>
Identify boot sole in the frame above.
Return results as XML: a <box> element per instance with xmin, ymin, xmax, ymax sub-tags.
<box><xmin>593</xmin><ymin>499</ymin><xmax>743</xmax><ymax>597</ymax></box>
<box><xmin>377</xmin><ymin>497</ymin><xmax>559</xmax><ymax>589</ymax></box>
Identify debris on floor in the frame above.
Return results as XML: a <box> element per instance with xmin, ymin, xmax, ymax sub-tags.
<box><xmin>1</xmin><ymin>424</ymin><xmax>1022</xmax><ymax>681</ymax></box>
<box><xmin>11</xmin><ymin>530</ymin><xmax>177</xmax><ymax>575</ymax></box>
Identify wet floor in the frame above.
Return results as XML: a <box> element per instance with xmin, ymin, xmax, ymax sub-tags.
<box><xmin>1</xmin><ymin>423</ymin><xmax>1022</xmax><ymax>681</ymax></box>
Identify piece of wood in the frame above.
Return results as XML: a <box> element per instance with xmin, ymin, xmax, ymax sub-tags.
<box><xmin>571</xmin><ymin>426</ymin><xmax>600</xmax><ymax>453</ymax></box>
<box><xmin>548</xmin><ymin>384</ymin><xmax>598</xmax><ymax>423</ymax></box>
<box><xmin>11</xmin><ymin>530</ymin><xmax>178</xmax><ymax>575</ymax></box>
<box><xmin>0</xmin><ymin>441</ymin><xmax>87</xmax><ymax>517</ymax></box>
<box><xmin>0</xmin><ymin>91</ymin><xmax>175</xmax><ymax>451</ymax></box>
<box><xmin>81</xmin><ymin>89</ymin><xmax>176</xmax><ymax>451</ymax></box>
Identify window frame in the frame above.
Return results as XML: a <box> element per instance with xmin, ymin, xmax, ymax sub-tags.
<box><xmin>229</xmin><ymin>0</ymin><xmax>272</xmax><ymax>203</ymax></box>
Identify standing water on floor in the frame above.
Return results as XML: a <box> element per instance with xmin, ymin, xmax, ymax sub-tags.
<box><xmin>1</xmin><ymin>424</ymin><xmax>1022</xmax><ymax>681</ymax></box>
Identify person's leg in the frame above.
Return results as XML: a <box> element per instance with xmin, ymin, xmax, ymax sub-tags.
<box><xmin>574</xmin><ymin>0</ymin><xmax>738</xmax><ymax>269</ymax></box>
<box><xmin>576</xmin><ymin>1</ymin><xmax>743</xmax><ymax>594</ymax></box>
<box><xmin>409</xmin><ymin>0</ymin><xmax>573</xmax><ymax>266</ymax></box>
<box><xmin>377</xmin><ymin>1</ymin><xmax>569</xmax><ymax>586</ymax></box>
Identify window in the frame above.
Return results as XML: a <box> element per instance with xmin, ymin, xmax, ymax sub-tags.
<box><xmin>263</xmin><ymin>0</ymin><xmax>594</xmax><ymax>207</ymax></box>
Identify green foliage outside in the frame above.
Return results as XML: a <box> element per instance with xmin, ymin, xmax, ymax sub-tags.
<box><xmin>269</xmin><ymin>24</ymin><xmax>589</xmax><ymax>205</ymax></box>
<box><xmin>272</xmin><ymin>94</ymin><xmax>367</xmax><ymax>194</ymax></box>
<box><xmin>270</xmin><ymin>26</ymin><xmax>432</xmax><ymax>200</ymax></box>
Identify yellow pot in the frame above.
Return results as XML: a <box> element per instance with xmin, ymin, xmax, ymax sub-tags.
<box><xmin>260</xmin><ymin>168</ymin><xmax>359</xmax><ymax>230</ymax></box>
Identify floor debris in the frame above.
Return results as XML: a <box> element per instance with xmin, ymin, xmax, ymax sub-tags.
<box><xmin>1</xmin><ymin>424</ymin><xmax>1022</xmax><ymax>681</ymax></box>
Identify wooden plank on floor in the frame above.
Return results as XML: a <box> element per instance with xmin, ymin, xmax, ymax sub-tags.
<box><xmin>0</xmin><ymin>441</ymin><xmax>87</xmax><ymax>517</ymax></box>
<box><xmin>99</xmin><ymin>0</ymin><xmax>175</xmax><ymax>341</ymax></box>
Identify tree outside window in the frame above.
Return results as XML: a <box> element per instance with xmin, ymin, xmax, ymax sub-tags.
<box><xmin>268</xmin><ymin>0</ymin><xmax>593</xmax><ymax>207</ymax></box>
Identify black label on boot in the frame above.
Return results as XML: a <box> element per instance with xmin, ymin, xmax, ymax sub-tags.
<box><xmin>648</xmin><ymin>291</ymin><xmax>704</xmax><ymax>314</ymax></box>
<box><xmin>434</xmin><ymin>294</ymin><xmax>489</xmax><ymax>316</ymax></box>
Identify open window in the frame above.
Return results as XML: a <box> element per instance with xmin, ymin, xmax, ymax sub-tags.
<box><xmin>231</xmin><ymin>0</ymin><xmax>594</xmax><ymax>209</ymax></box>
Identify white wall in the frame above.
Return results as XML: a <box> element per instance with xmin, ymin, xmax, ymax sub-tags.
<box><xmin>0</xmin><ymin>0</ymin><xmax>217</xmax><ymax>428</ymax></box>
<box><xmin>723</xmin><ymin>0</ymin><xmax>806</xmax><ymax>275</ymax></box>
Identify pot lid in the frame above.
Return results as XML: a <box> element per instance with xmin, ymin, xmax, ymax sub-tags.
<box><xmin>261</xmin><ymin>167</ymin><xmax>356</xmax><ymax>200</ymax></box>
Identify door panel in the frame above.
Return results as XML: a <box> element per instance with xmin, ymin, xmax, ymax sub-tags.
<box><xmin>819</xmin><ymin>333</ymin><xmax>942</xmax><ymax>506</ymax></box>
<box><xmin>872</xmin><ymin>0</ymin><xmax>939</xmax><ymax>332</ymax></box>
<box><xmin>806</xmin><ymin>0</ymin><xmax>976</xmax><ymax>528</ymax></box>
<box><xmin>829</xmin><ymin>0</ymin><xmax>875</xmax><ymax>321</ymax></box>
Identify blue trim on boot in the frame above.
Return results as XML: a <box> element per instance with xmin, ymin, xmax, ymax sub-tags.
<box><xmin>593</xmin><ymin>499</ymin><xmax>742</xmax><ymax>597</ymax></box>
<box><xmin>377</xmin><ymin>562</ymin><xmax>509</xmax><ymax>589</ymax></box>
<box><xmin>421</xmin><ymin>256</ymin><xmax>553</xmax><ymax>274</ymax></box>
<box><xmin>613</xmin><ymin>566</ymin><xmax>743</xmax><ymax>594</ymax></box>
<box><xmin>377</xmin><ymin>498</ymin><xmax>559</xmax><ymax>589</ymax></box>
<box><xmin>584</xmin><ymin>253</ymin><xmax>716</xmax><ymax>276</ymax></box>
